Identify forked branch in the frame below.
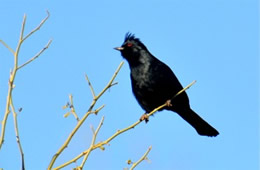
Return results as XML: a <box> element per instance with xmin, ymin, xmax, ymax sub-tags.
<box><xmin>130</xmin><ymin>146</ymin><xmax>152</xmax><ymax>170</ymax></box>
<box><xmin>48</xmin><ymin>62</ymin><xmax>124</xmax><ymax>169</ymax></box>
<box><xmin>0</xmin><ymin>11</ymin><xmax>51</xmax><ymax>170</ymax></box>
<box><xmin>53</xmin><ymin>80</ymin><xmax>196</xmax><ymax>169</ymax></box>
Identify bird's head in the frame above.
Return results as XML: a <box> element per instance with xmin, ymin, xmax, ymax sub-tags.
<box><xmin>114</xmin><ymin>32</ymin><xmax>149</xmax><ymax>65</ymax></box>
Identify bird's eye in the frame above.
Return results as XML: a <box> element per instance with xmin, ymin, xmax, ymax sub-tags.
<box><xmin>127</xmin><ymin>43</ymin><xmax>133</xmax><ymax>47</ymax></box>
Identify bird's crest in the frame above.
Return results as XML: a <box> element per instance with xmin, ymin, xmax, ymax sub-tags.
<box><xmin>124</xmin><ymin>32</ymin><xmax>147</xmax><ymax>50</ymax></box>
<box><xmin>124</xmin><ymin>32</ymin><xmax>138</xmax><ymax>42</ymax></box>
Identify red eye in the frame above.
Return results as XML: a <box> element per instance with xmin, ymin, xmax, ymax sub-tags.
<box><xmin>127</xmin><ymin>43</ymin><xmax>133</xmax><ymax>47</ymax></box>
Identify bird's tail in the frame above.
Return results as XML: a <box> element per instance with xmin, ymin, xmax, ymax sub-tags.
<box><xmin>176</xmin><ymin>108</ymin><xmax>219</xmax><ymax>137</ymax></box>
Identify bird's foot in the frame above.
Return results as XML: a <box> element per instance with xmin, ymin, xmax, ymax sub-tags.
<box><xmin>165</xmin><ymin>99</ymin><xmax>172</xmax><ymax>107</ymax></box>
<box><xmin>140</xmin><ymin>114</ymin><xmax>149</xmax><ymax>123</ymax></box>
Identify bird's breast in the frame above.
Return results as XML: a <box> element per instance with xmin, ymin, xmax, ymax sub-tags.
<box><xmin>130</xmin><ymin>65</ymin><xmax>153</xmax><ymax>88</ymax></box>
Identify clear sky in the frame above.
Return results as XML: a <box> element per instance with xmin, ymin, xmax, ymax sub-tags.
<box><xmin>0</xmin><ymin>0</ymin><xmax>259</xmax><ymax>169</ymax></box>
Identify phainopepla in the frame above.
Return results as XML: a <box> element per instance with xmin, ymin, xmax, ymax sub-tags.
<box><xmin>114</xmin><ymin>33</ymin><xmax>219</xmax><ymax>137</ymax></box>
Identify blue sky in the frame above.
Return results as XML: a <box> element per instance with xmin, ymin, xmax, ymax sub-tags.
<box><xmin>0</xmin><ymin>0</ymin><xmax>259</xmax><ymax>169</ymax></box>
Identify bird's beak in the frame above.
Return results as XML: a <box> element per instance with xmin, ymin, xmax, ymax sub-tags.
<box><xmin>114</xmin><ymin>47</ymin><xmax>124</xmax><ymax>51</ymax></box>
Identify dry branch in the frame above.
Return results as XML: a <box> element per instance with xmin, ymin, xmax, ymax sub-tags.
<box><xmin>48</xmin><ymin>62</ymin><xmax>124</xmax><ymax>169</ymax></box>
<box><xmin>0</xmin><ymin>11</ymin><xmax>51</xmax><ymax>169</ymax></box>
<box><xmin>53</xmin><ymin>79</ymin><xmax>196</xmax><ymax>169</ymax></box>
<box><xmin>130</xmin><ymin>146</ymin><xmax>152</xmax><ymax>170</ymax></box>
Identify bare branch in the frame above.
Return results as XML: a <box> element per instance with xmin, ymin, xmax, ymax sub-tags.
<box><xmin>48</xmin><ymin>62</ymin><xmax>124</xmax><ymax>169</ymax></box>
<box><xmin>17</xmin><ymin>39</ymin><xmax>52</xmax><ymax>70</ymax></box>
<box><xmin>23</xmin><ymin>10</ymin><xmax>50</xmax><ymax>42</ymax></box>
<box><xmin>130</xmin><ymin>146</ymin><xmax>152</xmax><ymax>170</ymax></box>
<box><xmin>80</xmin><ymin>116</ymin><xmax>104</xmax><ymax>168</ymax></box>
<box><xmin>172</xmin><ymin>80</ymin><xmax>196</xmax><ymax>99</ymax></box>
<box><xmin>85</xmin><ymin>74</ymin><xmax>96</xmax><ymax>98</ymax></box>
<box><xmin>91</xmin><ymin>104</ymin><xmax>105</xmax><ymax>115</ymax></box>
<box><xmin>68</xmin><ymin>94</ymin><xmax>80</xmax><ymax>121</ymax></box>
<box><xmin>52</xmin><ymin>117</ymin><xmax>105</xmax><ymax>169</ymax></box>
<box><xmin>0</xmin><ymin>39</ymin><xmax>15</xmax><ymax>55</ymax></box>
<box><xmin>1</xmin><ymin>11</ymin><xmax>51</xmax><ymax>149</ymax></box>
<box><xmin>95</xmin><ymin>62</ymin><xmax>124</xmax><ymax>100</ymax></box>
<box><xmin>10</xmin><ymin>97</ymin><xmax>25</xmax><ymax>170</ymax></box>
<box><xmin>19</xmin><ymin>14</ymin><xmax>27</xmax><ymax>41</ymax></box>
<box><xmin>0</xmin><ymin>11</ymin><xmax>51</xmax><ymax>164</ymax></box>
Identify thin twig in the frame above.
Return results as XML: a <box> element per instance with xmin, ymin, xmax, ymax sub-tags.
<box><xmin>130</xmin><ymin>146</ymin><xmax>152</xmax><ymax>170</ymax></box>
<box><xmin>172</xmin><ymin>80</ymin><xmax>196</xmax><ymax>99</ymax></box>
<box><xmin>0</xmin><ymin>39</ymin><xmax>15</xmax><ymax>55</ymax></box>
<box><xmin>0</xmin><ymin>81</ymin><xmax>12</xmax><ymax>149</ymax></box>
<box><xmin>23</xmin><ymin>10</ymin><xmax>50</xmax><ymax>42</ymax></box>
<box><xmin>85</xmin><ymin>74</ymin><xmax>96</xmax><ymax>98</ymax></box>
<box><xmin>95</xmin><ymin>62</ymin><xmax>124</xmax><ymax>100</ymax></box>
<box><xmin>18</xmin><ymin>39</ymin><xmax>52</xmax><ymax>70</ymax></box>
<box><xmin>80</xmin><ymin>116</ymin><xmax>104</xmax><ymax>168</ymax></box>
<box><xmin>19</xmin><ymin>14</ymin><xmax>26</xmax><ymax>41</ymax></box>
<box><xmin>53</xmin><ymin>117</ymin><xmax>105</xmax><ymax>170</ymax></box>
<box><xmin>10</xmin><ymin>98</ymin><xmax>25</xmax><ymax>170</ymax></box>
<box><xmin>69</xmin><ymin>94</ymin><xmax>80</xmax><ymax>121</ymax></box>
<box><xmin>91</xmin><ymin>104</ymin><xmax>105</xmax><ymax>115</ymax></box>
<box><xmin>48</xmin><ymin>62</ymin><xmax>124</xmax><ymax>169</ymax></box>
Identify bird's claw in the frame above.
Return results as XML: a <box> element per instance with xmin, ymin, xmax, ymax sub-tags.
<box><xmin>140</xmin><ymin>114</ymin><xmax>149</xmax><ymax>123</ymax></box>
<box><xmin>165</xmin><ymin>99</ymin><xmax>172</xmax><ymax>107</ymax></box>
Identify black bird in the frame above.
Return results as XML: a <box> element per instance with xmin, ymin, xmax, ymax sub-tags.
<box><xmin>114</xmin><ymin>33</ymin><xmax>219</xmax><ymax>137</ymax></box>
